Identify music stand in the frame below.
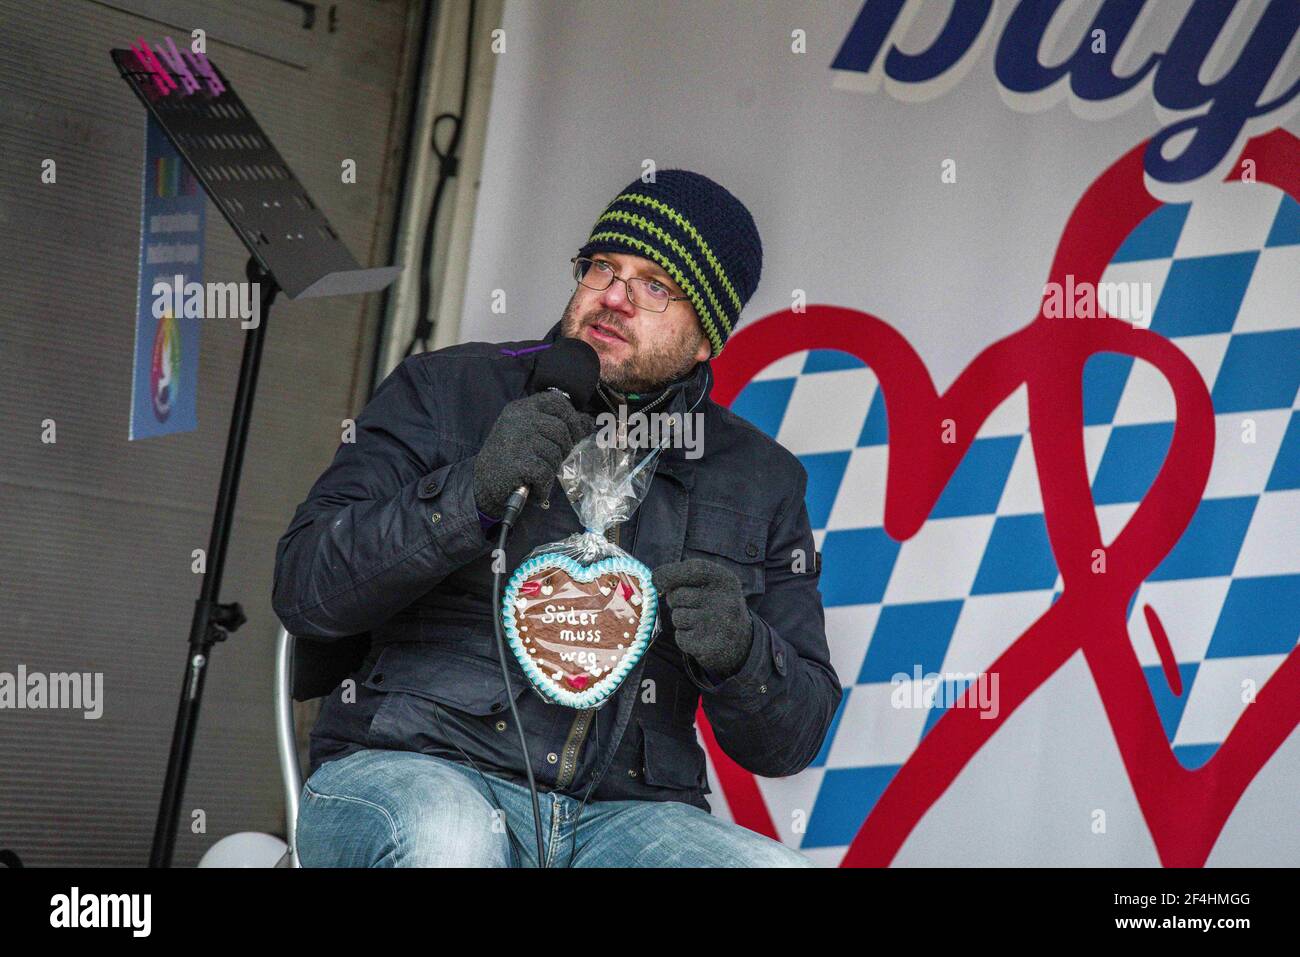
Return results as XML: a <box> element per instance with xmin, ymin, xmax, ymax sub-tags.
<box><xmin>111</xmin><ymin>42</ymin><xmax>401</xmax><ymax>867</ymax></box>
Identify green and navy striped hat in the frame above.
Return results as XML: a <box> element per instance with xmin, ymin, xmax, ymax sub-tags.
<box><xmin>577</xmin><ymin>169</ymin><xmax>763</xmax><ymax>358</ymax></box>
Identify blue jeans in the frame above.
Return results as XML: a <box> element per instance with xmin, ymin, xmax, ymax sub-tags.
<box><xmin>296</xmin><ymin>748</ymin><xmax>812</xmax><ymax>867</ymax></box>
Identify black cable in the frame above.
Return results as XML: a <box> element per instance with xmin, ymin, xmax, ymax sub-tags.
<box><xmin>368</xmin><ymin>0</ymin><xmax>435</xmax><ymax>397</ymax></box>
<box><xmin>492</xmin><ymin>520</ymin><xmax>546</xmax><ymax>867</ymax></box>
<box><xmin>403</xmin><ymin>0</ymin><xmax>477</xmax><ymax>359</ymax></box>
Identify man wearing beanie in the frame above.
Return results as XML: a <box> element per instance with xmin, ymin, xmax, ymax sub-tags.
<box><xmin>274</xmin><ymin>169</ymin><xmax>840</xmax><ymax>867</ymax></box>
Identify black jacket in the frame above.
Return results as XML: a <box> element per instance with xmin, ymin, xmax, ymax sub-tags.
<box><xmin>272</xmin><ymin>322</ymin><xmax>841</xmax><ymax>810</ymax></box>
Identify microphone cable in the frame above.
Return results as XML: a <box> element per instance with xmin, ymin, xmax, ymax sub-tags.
<box><xmin>492</xmin><ymin>517</ymin><xmax>547</xmax><ymax>867</ymax></box>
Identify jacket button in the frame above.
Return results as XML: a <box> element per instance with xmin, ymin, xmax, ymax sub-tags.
<box><xmin>745</xmin><ymin>542</ymin><xmax>759</xmax><ymax>558</ymax></box>
<box><xmin>546</xmin><ymin>752</ymin><xmax>558</xmax><ymax>764</ymax></box>
<box><xmin>758</xmin><ymin>683</ymin><xmax>767</xmax><ymax>694</ymax></box>
<box><xmin>628</xmin><ymin>768</ymin><xmax>639</xmax><ymax>778</ymax></box>
<box><xmin>539</xmin><ymin>498</ymin><xmax>550</xmax><ymax>509</ymax></box>
<box><xmin>430</xmin><ymin>511</ymin><xmax>442</xmax><ymax>524</ymax></box>
<box><xmin>774</xmin><ymin>651</ymin><xmax>785</xmax><ymax>671</ymax></box>
<box><xmin>423</xmin><ymin>481</ymin><xmax>437</xmax><ymax>495</ymax></box>
<box><xmin>489</xmin><ymin>702</ymin><xmax>503</xmax><ymax>712</ymax></box>
<box><xmin>494</xmin><ymin>720</ymin><xmax>507</xmax><ymax>732</ymax></box>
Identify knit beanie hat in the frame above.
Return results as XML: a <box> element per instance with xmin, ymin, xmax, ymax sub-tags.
<box><xmin>576</xmin><ymin>169</ymin><xmax>762</xmax><ymax>358</ymax></box>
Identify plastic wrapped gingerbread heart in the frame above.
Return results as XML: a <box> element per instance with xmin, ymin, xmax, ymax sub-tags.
<box><xmin>502</xmin><ymin>553</ymin><xmax>657</xmax><ymax>708</ymax></box>
<box><xmin>500</xmin><ymin>429</ymin><xmax>666</xmax><ymax>708</ymax></box>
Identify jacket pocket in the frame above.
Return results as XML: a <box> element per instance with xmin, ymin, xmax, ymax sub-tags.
<box><xmin>683</xmin><ymin>502</ymin><xmax>767</xmax><ymax>598</ymax></box>
<box><xmin>638</xmin><ymin>719</ymin><xmax>708</xmax><ymax>792</ymax></box>
<box><xmin>364</xmin><ymin>641</ymin><xmax>523</xmax><ymax>716</ymax></box>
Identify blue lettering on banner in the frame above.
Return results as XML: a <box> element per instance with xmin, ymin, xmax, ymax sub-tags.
<box><xmin>832</xmin><ymin>0</ymin><xmax>1300</xmax><ymax>184</ymax></box>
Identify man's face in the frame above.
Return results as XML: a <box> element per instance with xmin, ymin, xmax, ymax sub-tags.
<box><xmin>560</xmin><ymin>252</ymin><xmax>711</xmax><ymax>393</ymax></box>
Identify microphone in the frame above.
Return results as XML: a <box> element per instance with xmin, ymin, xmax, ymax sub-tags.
<box><xmin>500</xmin><ymin>336</ymin><xmax>600</xmax><ymax>529</ymax></box>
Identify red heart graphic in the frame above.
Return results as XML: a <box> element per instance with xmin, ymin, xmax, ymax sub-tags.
<box><xmin>699</xmin><ymin>130</ymin><xmax>1300</xmax><ymax>867</ymax></box>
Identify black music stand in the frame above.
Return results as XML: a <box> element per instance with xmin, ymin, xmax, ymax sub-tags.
<box><xmin>111</xmin><ymin>44</ymin><xmax>401</xmax><ymax>867</ymax></box>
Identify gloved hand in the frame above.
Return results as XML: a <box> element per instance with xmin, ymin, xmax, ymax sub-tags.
<box><xmin>473</xmin><ymin>391</ymin><xmax>595</xmax><ymax>519</ymax></box>
<box><xmin>652</xmin><ymin>558</ymin><xmax>753</xmax><ymax>679</ymax></box>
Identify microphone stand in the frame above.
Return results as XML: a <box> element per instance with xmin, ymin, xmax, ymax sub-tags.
<box><xmin>150</xmin><ymin>258</ymin><xmax>275</xmax><ymax>867</ymax></box>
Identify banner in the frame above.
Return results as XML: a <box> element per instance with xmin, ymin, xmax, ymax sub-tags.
<box><xmin>461</xmin><ymin>0</ymin><xmax>1300</xmax><ymax>866</ymax></box>
<box><xmin>130</xmin><ymin>113</ymin><xmax>204</xmax><ymax>440</ymax></box>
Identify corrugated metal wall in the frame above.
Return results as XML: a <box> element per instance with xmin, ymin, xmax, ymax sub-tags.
<box><xmin>0</xmin><ymin>0</ymin><xmax>420</xmax><ymax>865</ymax></box>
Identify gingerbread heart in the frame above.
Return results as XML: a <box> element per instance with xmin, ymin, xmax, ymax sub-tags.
<box><xmin>502</xmin><ymin>553</ymin><xmax>658</xmax><ymax>709</ymax></box>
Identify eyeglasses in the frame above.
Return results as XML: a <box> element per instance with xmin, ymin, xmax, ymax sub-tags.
<box><xmin>570</xmin><ymin>256</ymin><xmax>691</xmax><ymax>313</ymax></box>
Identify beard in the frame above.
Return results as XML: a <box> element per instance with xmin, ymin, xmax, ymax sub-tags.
<box><xmin>560</xmin><ymin>296</ymin><xmax>704</xmax><ymax>393</ymax></box>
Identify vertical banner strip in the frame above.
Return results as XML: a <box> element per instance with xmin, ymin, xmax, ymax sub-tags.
<box><xmin>130</xmin><ymin>113</ymin><xmax>205</xmax><ymax>439</ymax></box>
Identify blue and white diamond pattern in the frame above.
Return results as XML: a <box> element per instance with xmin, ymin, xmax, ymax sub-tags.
<box><xmin>722</xmin><ymin>184</ymin><xmax>1300</xmax><ymax>866</ymax></box>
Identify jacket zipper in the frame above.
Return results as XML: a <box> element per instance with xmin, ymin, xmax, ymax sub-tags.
<box><xmin>637</xmin><ymin>389</ymin><xmax>673</xmax><ymax>415</ymax></box>
<box><xmin>557</xmin><ymin>389</ymin><xmax>672</xmax><ymax>791</ymax></box>
<box><xmin>597</xmin><ymin>382</ymin><xmax>676</xmax><ymax>418</ymax></box>
<box><xmin>554</xmin><ymin>709</ymin><xmax>593</xmax><ymax>789</ymax></box>
<box><xmin>556</xmin><ymin>392</ymin><xmax>641</xmax><ymax>792</ymax></box>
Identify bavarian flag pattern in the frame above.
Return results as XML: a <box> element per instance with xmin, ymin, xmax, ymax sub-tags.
<box><xmin>578</xmin><ymin>169</ymin><xmax>763</xmax><ymax>358</ymax></box>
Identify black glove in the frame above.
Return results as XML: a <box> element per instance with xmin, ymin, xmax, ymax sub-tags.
<box><xmin>473</xmin><ymin>391</ymin><xmax>594</xmax><ymax>519</ymax></box>
<box><xmin>652</xmin><ymin>558</ymin><xmax>753</xmax><ymax>680</ymax></box>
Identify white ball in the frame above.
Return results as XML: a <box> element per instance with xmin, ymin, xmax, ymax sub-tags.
<box><xmin>198</xmin><ymin>832</ymin><xmax>288</xmax><ymax>868</ymax></box>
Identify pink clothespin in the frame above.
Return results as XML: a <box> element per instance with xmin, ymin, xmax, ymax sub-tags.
<box><xmin>185</xmin><ymin>48</ymin><xmax>226</xmax><ymax>96</ymax></box>
<box><xmin>130</xmin><ymin>37</ymin><xmax>177</xmax><ymax>96</ymax></box>
<box><xmin>155</xmin><ymin>37</ymin><xmax>201</xmax><ymax>96</ymax></box>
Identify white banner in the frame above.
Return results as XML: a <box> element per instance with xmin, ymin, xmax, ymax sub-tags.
<box><xmin>461</xmin><ymin>0</ymin><xmax>1300</xmax><ymax>866</ymax></box>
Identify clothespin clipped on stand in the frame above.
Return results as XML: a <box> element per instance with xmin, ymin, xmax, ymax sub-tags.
<box><xmin>129</xmin><ymin>37</ymin><xmax>177</xmax><ymax>97</ymax></box>
<box><xmin>153</xmin><ymin>37</ymin><xmax>201</xmax><ymax>96</ymax></box>
<box><xmin>185</xmin><ymin>48</ymin><xmax>227</xmax><ymax>96</ymax></box>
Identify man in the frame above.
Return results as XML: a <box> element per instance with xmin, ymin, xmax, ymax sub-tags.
<box><xmin>273</xmin><ymin>169</ymin><xmax>841</xmax><ymax>867</ymax></box>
